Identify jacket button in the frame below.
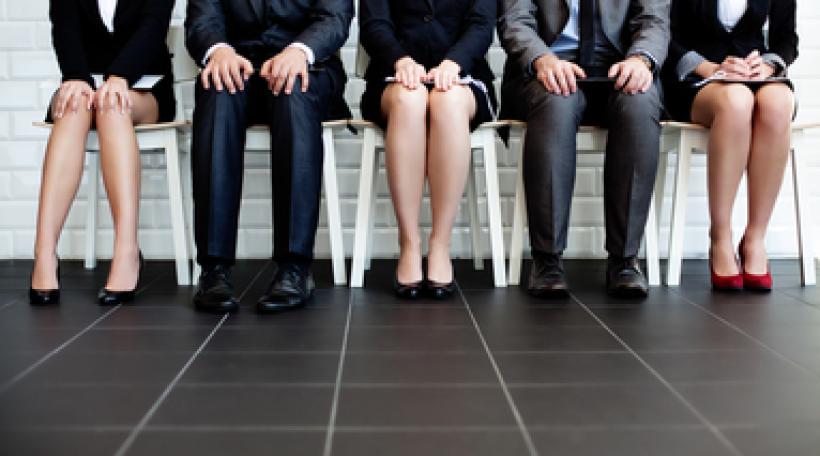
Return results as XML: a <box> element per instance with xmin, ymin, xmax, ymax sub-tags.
<box><xmin>423</xmin><ymin>15</ymin><xmax>433</xmax><ymax>22</ymax></box>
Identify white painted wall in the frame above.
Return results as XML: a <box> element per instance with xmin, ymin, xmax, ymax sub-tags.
<box><xmin>0</xmin><ymin>0</ymin><xmax>818</xmax><ymax>260</ymax></box>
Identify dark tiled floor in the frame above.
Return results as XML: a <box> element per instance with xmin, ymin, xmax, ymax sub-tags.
<box><xmin>1</xmin><ymin>258</ymin><xmax>820</xmax><ymax>455</ymax></box>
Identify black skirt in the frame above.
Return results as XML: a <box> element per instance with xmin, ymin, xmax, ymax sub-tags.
<box><xmin>360</xmin><ymin>78</ymin><xmax>497</xmax><ymax>132</ymax></box>
<box><xmin>45</xmin><ymin>75</ymin><xmax>176</xmax><ymax>123</ymax></box>
<box><xmin>664</xmin><ymin>77</ymin><xmax>794</xmax><ymax>122</ymax></box>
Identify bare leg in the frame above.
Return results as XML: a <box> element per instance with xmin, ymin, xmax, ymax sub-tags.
<box><xmin>31</xmin><ymin>101</ymin><xmax>93</xmax><ymax>289</ymax></box>
<box><xmin>426</xmin><ymin>86</ymin><xmax>476</xmax><ymax>283</ymax></box>
<box><xmin>691</xmin><ymin>83</ymin><xmax>755</xmax><ymax>276</ymax></box>
<box><xmin>742</xmin><ymin>84</ymin><xmax>794</xmax><ymax>274</ymax></box>
<box><xmin>95</xmin><ymin>91</ymin><xmax>158</xmax><ymax>291</ymax></box>
<box><xmin>381</xmin><ymin>83</ymin><xmax>429</xmax><ymax>284</ymax></box>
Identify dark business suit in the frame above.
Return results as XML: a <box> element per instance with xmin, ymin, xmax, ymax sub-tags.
<box><xmin>185</xmin><ymin>0</ymin><xmax>353</xmax><ymax>266</ymax></box>
<box><xmin>498</xmin><ymin>0</ymin><xmax>670</xmax><ymax>259</ymax></box>
<box><xmin>359</xmin><ymin>0</ymin><xmax>497</xmax><ymax>129</ymax></box>
<box><xmin>48</xmin><ymin>0</ymin><xmax>176</xmax><ymax>122</ymax></box>
<box><xmin>663</xmin><ymin>0</ymin><xmax>798</xmax><ymax>121</ymax></box>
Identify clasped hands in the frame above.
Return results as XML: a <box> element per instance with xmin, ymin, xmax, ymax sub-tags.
<box><xmin>532</xmin><ymin>54</ymin><xmax>653</xmax><ymax>96</ymax></box>
<box><xmin>697</xmin><ymin>50</ymin><xmax>775</xmax><ymax>81</ymax></box>
<box><xmin>393</xmin><ymin>57</ymin><xmax>462</xmax><ymax>91</ymax></box>
<box><xmin>52</xmin><ymin>76</ymin><xmax>133</xmax><ymax>119</ymax></box>
<box><xmin>200</xmin><ymin>46</ymin><xmax>310</xmax><ymax>96</ymax></box>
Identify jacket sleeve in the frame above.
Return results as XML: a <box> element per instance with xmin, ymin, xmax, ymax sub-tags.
<box><xmin>50</xmin><ymin>0</ymin><xmax>94</xmax><ymax>86</ymax></box>
<box><xmin>763</xmin><ymin>0</ymin><xmax>798</xmax><ymax>75</ymax></box>
<box><xmin>443</xmin><ymin>0</ymin><xmax>496</xmax><ymax>74</ymax></box>
<box><xmin>294</xmin><ymin>0</ymin><xmax>354</xmax><ymax>63</ymax></box>
<box><xmin>626</xmin><ymin>0</ymin><xmax>671</xmax><ymax>69</ymax></box>
<box><xmin>359</xmin><ymin>0</ymin><xmax>408</xmax><ymax>69</ymax></box>
<box><xmin>665</xmin><ymin>0</ymin><xmax>706</xmax><ymax>80</ymax></box>
<box><xmin>185</xmin><ymin>0</ymin><xmax>229</xmax><ymax>67</ymax></box>
<box><xmin>497</xmin><ymin>0</ymin><xmax>551</xmax><ymax>74</ymax></box>
<box><xmin>106</xmin><ymin>0</ymin><xmax>175</xmax><ymax>85</ymax></box>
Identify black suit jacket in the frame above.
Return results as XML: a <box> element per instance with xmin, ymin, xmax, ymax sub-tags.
<box><xmin>665</xmin><ymin>0</ymin><xmax>798</xmax><ymax>80</ymax></box>
<box><xmin>49</xmin><ymin>0</ymin><xmax>175</xmax><ymax>88</ymax></box>
<box><xmin>185</xmin><ymin>0</ymin><xmax>353</xmax><ymax>66</ymax></box>
<box><xmin>359</xmin><ymin>0</ymin><xmax>496</xmax><ymax>86</ymax></box>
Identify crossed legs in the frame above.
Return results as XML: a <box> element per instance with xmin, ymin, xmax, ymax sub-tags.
<box><xmin>381</xmin><ymin>83</ymin><xmax>476</xmax><ymax>284</ymax></box>
<box><xmin>32</xmin><ymin>91</ymin><xmax>157</xmax><ymax>291</ymax></box>
<box><xmin>692</xmin><ymin>83</ymin><xmax>793</xmax><ymax>275</ymax></box>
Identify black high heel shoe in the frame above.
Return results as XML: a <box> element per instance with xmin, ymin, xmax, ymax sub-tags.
<box><xmin>29</xmin><ymin>256</ymin><xmax>60</xmax><ymax>306</ymax></box>
<box><xmin>425</xmin><ymin>279</ymin><xmax>456</xmax><ymax>300</ymax></box>
<box><xmin>393</xmin><ymin>274</ymin><xmax>423</xmax><ymax>300</ymax></box>
<box><xmin>98</xmin><ymin>251</ymin><xmax>144</xmax><ymax>306</ymax></box>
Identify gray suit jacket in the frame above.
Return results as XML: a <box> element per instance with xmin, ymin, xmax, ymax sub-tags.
<box><xmin>498</xmin><ymin>0</ymin><xmax>671</xmax><ymax>75</ymax></box>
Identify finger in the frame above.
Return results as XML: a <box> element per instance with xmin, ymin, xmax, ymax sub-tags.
<box><xmin>301</xmin><ymin>66</ymin><xmax>309</xmax><ymax>92</ymax></box>
<box><xmin>273</xmin><ymin>67</ymin><xmax>288</xmax><ymax>94</ymax></box>
<box><xmin>572</xmin><ymin>64</ymin><xmax>587</xmax><ymax>80</ymax></box>
<box><xmin>70</xmin><ymin>89</ymin><xmax>81</xmax><ymax>113</ymax></box>
<box><xmin>284</xmin><ymin>70</ymin><xmax>297</xmax><ymax>95</ymax></box>
<box><xmin>241</xmin><ymin>59</ymin><xmax>254</xmax><ymax>80</ymax></box>
<box><xmin>555</xmin><ymin>68</ymin><xmax>569</xmax><ymax>96</ymax></box>
<box><xmin>201</xmin><ymin>67</ymin><xmax>212</xmax><ymax>90</ymax></box>
<box><xmin>642</xmin><ymin>73</ymin><xmax>653</xmax><ymax>93</ymax></box>
<box><xmin>608</xmin><ymin>63</ymin><xmax>621</xmax><ymax>79</ymax></box>
<box><xmin>564</xmin><ymin>66</ymin><xmax>578</xmax><ymax>93</ymax></box>
<box><xmin>436</xmin><ymin>70</ymin><xmax>444</xmax><ymax>91</ymax></box>
<box><xmin>546</xmin><ymin>70</ymin><xmax>560</xmax><ymax>94</ymax></box>
<box><xmin>230</xmin><ymin>63</ymin><xmax>244</xmax><ymax>92</ymax></box>
<box><xmin>56</xmin><ymin>89</ymin><xmax>68</xmax><ymax>118</ymax></box>
<box><xmin>117</xmin><ymin>91</ymin><xmax>126</xmax><ymax>114</ymax></box>
<box><xmin>221</xmin><ymin>64</ymin><xmax>236</xmax><ymax>94</ymax></box>
<box><xmin>260</xmin><ymin>60</ymin><xmax>271</xmax><ymax>79</ymax></box>
<box><xmin>85</xmin><ymin>89</ymin><xmax>94</xmax><ymax>111</ymax></box>
<box><xmin>616</xmin><ymin>66</ymin><xmax>632</xmax><ymax>90</ymax></box>
<box><xmin>212</xmin><ymin>66</ymin><xmax>224</xmax><ymax>92</ymax></box>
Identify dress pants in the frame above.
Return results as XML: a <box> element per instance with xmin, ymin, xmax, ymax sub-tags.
<box><xmin>518</xmin><ymin>78</ymin><xmax>661</xmax><ymax>258</ymax></box>
<box><xmin>191</xmin><ymin>70</ymin><xmax>335</xmax><ymax>266</ymax></box>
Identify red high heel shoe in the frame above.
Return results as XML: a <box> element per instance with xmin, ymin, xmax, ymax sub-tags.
<box><xmin>710</xmin><ymin>257</ymin><xmax>743</xmax><ymax>291</ymax></box>
<box><xmin>738</xmin><ymin>238</ymin><xmax>773</xmax><ymax>292</ymax></box>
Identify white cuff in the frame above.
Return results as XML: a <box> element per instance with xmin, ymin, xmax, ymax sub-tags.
<box><xmin>287</xmin><ymin>42</ymin><xmax>315</xmax><ymax>65</ymax></box>
<box><xmin>203</xmin><ymin>43</ymin><xmax>233</xmax><ymax>66</ymax></box>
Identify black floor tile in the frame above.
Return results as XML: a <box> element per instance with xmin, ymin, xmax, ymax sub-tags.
<box><xmin>342</xmin><ymin>352</ymin><xmax>497</xmax><ymax>384</ymax></box>
<box><xmin>0</xmin><ymin>430</ymin><xmax>127</xmax><ymax>456</ymax></box>
<box><xmin>510</xmin><ymin>385</ymin><xmax>700</xmax><ymax>427</ymax></box>
<box><xmin>335</xmin><ymin>386</ymin><xmax>516</xmax><ymax>427</ymax></box>
<box><xmin>331</xmin><ymin>430</ymin><xmax>531</xmax><ymax>456</ymax></box>
<box><xmin>464</xmin><ymin>289</ymin><xmax>600</xmax><ymax>328</ymax></box>
<box><xmin>20</xmin><ymin>352</ymin><xmax>193</xmax><ymax>385</ymax></box>
<box><xmin>494</xmin><ymin>352</ymin><xmax>656</xmax><ymax>385</ymax></box>
<box><xmin>0</xmin><ymin>353</ymin><xmax>47</xmax><ymax>385</ymax></box>
<box><xmin>128</xmin><ymin>430</ymin><xmax>326</xmax><ymax>456</ymax></box>
<box><xmin>66</xmin><ymin>327</ymin><xmax>218</xmax><ymax>352</ymax></box>
<box><xmin>149</xmin><ymin>385</ymin><xmax>334</xmax><ymax>426</ymax></box>
<box><xmin>530</xmin><ymin>428</ymin><xmax>733</xmax><ymax>456</ymax></box>
<box><xmin>350</xmin><ymin>304</ymin><xmax>472</xmax><ymax>327</ymax></box>
<box><xmin>639</xmin><ymin>351</ymin><xmax>817</xmax><ymax>383</ymax></box>
<box><xmin>346</xmin><ymin>327</ymin><xmax>484</xmax><ymax>352</ymax></box>
<box><xmin>179</xmin><ymin>352</ymin><xmax>340</xmax><ymax>384</ymax></box>
<box><xmin>205</xmin><ymin>326</ymin><xmax>345</xmax><ymax>352</ymax></box>
<box><xmin>722</xmin><ymin>424</ymin><xmax>820</xmax><ymax>456</ymax></box>
<box><xmin>479</xmin><ymin>325</ymin><xmax>624</xmax><ymax>352</ymax></box>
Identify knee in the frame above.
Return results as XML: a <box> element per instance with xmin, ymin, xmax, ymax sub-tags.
<box><xmin>714</xmin><ymin>85</ymin><xmax>755</xmax><ymax>124</ymax></box>
<box><xmin>428</xmin><ymin>88</ymin><xmax>472</xmax><ymax>125</ymax></box>
<box><xmin>610</xmin><ymin>88</ymin><xmax>661</xmax><ymax>124</ymax></box>
<box><xmin>754</xmin><ymin>87</ymin><xmax>793</xmax><ymax>132</ymax></box>
<box><xmin>94</xmin><ymin>106</ymin><xmax>133</xmax><ymax>126</ymax></box>
<box><xmin>386</xmin><ymin>84</ymin><xmax>429</xmax><ymax>117</ymax></box>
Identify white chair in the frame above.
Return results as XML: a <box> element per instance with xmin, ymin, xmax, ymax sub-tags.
<box><xmin>663</xmin><ymin>122</ymin><xmax>819</xmax><ymax>287</ymax></box>
<box><xmin>349</xmin><ymin>44</ymin><xmax>507</xmax><ymax>287</ymax></box>
<box><xmin>507</xmin><ymin>122</ymin><xmax>665</xmax><ymax>287</ymax></box>
<box><xmin>176</xmin><ymin>36</ymin><xmax>349</xmax><ymax>286</ymax></box>
<box><xmin>35</xmin><ymin>25</ymin><xmax>193</xmax><ymax>285</ymax></box>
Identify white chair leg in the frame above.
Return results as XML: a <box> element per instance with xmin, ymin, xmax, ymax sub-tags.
<box><xmin>323</xmin><ymin>127</ymin><xmax>347</xmax><ymax>286</ymax></box>
<box><xmin>481</xmin><ymin>128</ymin><xmax>507</xmax><ymax>287</ymax></box>
<box><xmin>364</xmin><ymin>146</ymin><xmax>379</xmax><ymax>271</ymax></box>
<box><xmin>351</xmin><ymin>127</ymin><xmax>378</xmax><ymax>288</ymax></box>
<box><xmin>666</xmin><ymin>131</ymin><xmax>693</xmax><ymax>287</ymax></box>
<box><xmin>644</xmin><ymin>190</ymin><xmax>660</xmax><ymax>287</ymax></box>
<box><xmin>467</xmin><ymin>149</ymin><xmax>484</xmax><ymax>270</ymax></box>
<box><xmin>164</xmin><ymin>130</ymin><xmax>191</xmax><ymax>286</ymax></box>
<box><xmin>791</xmin><ymin>129</ymin><xmax>816</xmax><ymax>286</ymax></box>
<box><xmin>84</xmin><ymin>152</ymin><xmax>99</xmax><ymax>270</ymax></box>
<box><xmin>508</xmin><ymin>128</ymin><xmax>526</xmax><ymax>286</ymax></box>
<box><xmin>182</xmin><ymin>142</ymin><xmax>200</xmax><ymax>284</ymax></box>
<box><xmin>654</xmin><ymin>148</ymin><xmax>669</xmax><ymax>259</ymax></box>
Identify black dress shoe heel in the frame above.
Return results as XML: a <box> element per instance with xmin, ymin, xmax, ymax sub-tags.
<box><xmin>30</xmin><ymin>256</ymin><xmax>61</xmax><ymax>306</ymax></box>
<box><xmin>194</xmin><ymin>264</ymin><xmax>239</xmax><ymax>313</ymax></box>
<box><xmin>98</xmin><ymin>251</ymin><xmax>143</xmax><ymax>306</ymax></box>
<box><xmin>257</xmin><ymin>263</ymin><xmax>315</xmax><ymax>313</ymax></box>
<box><xmin>393</xmin><ymin>275</ymin><xmax>423</xmax><ymax>300</ymax></box>
<box><xmin>528</xmin><ymin>253</ymin><xmax>569</xmax><ymax>299</ymax></box>
<box><xmin>426</xmin><ymin>280</ymin><xmax>456</xmax><ymax>300</ymax></box>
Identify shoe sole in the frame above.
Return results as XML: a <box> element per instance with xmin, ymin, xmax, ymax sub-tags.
<box><xmin>256</xmin><ymin>294</ymin><xmax>312</xmax><ymax>314</ymax></box>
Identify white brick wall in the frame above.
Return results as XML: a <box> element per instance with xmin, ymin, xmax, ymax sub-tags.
<box><xmin>0</xmin><ymin>0</ymin><xmax>819</xmax><ymax>261</ymax></box>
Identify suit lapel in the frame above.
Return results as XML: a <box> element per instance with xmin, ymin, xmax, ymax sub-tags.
<box><xmin>247</xmin><ymin>0</ymin><xmax>265</xmax><ymax>22</ymax></box>
<box><xmin>425</xmin><ymin>0</ymin><xmax>434</xmax><ymax>13</ymax></box>
<box><xmin>703</xmin><ymin>0</ymin><xmax>727</xmax><ymax>34</ymax></box>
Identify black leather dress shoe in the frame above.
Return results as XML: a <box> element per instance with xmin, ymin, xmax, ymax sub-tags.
<box><xmin>29</xmin><ymin>258</ymin><xmax>60</xmax><ymax>306</ymax></box>
<box><xmin>257</xmin><ymin>263</ymin><xmax>314</xmax><ymax>313</ymax></box>
<box><xmin>528</xmin><ymin>253</ymin><xmax>569</xmax><ymax>298</ymax></box>
<box><xmin>426</xmin><ymin>280</ymin><xmax>456</xmax><ymax>300</ymax></box>
<box><xmin>394</xmin><ymin>274</ymin><xmax>423</xmax><ymax>299</ymax></box>
<box><xmin>194</xmin><ymin>264</ymin><xmax>239</xmax><ymax>313</ymax></box>
<box><xmin>98</xmin><ymin>252</ymin><xmax>144</xmax><ymax>306</ymax></box>
<box><xmin>606</xmin><ymin>256</ymin><xmax>649</xmax><ymax>298</ymax></box>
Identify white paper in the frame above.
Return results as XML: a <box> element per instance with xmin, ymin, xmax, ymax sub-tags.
<box><xmin>91</xmin><ymin>74</ymin><xmax>163</xmax><ymax>90</ymax></box>
<box><xmin>693</xmin><ymin>71</ymin><xmax>789</xmax><ymax>88</ymax></box>
<box><xmin>384</xmin><ymin>76</ymin><xmax>476</xmax><ymax>85</ymax></box>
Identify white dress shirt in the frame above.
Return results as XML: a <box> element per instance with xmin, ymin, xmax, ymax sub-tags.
<box><xmin>718</xmin><ymin>0</ymin><xmax>748</xmax><ymax>32</ymax></box>
<box><xmin>98</xmin><ymin>0</ymin><xmax>117</xmax><ymax>33</ymax></box>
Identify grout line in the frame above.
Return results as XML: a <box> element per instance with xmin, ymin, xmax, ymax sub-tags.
<box><xmin>322</xmin><ymin>290</ymin><xmax>354</xmax><ymax>456</ymax></box>
<box><xmin>113</xmin><ymin>261</ymin><xmax>270</xmax><ymax>456</ymax></box>
<box><xmin>0</xmin><ymin>299</ymin><xmax>19</xmax><ymax>312</ymax></box>
<box><xmin>113</xmin><ymin>313</ymin><xmax>230</xmax><ymax>456</ymax></box>
<box><xmin>568</xmin><ymin>292</ymin><xmax>744</xmax><ymax>456</ymax></box>
<box><xmin>0</xmin><ymin>305</ymin><xmax>122</xmax><ymax>394</ymax></box>
<box><xmin>456</xmin><ymin>284</ymin><xmax>539</xmax><ymax>456</ymax></box>
<box><xmin>672</xmin><ymin>289</ymin><xmax>820</xmax><ymax>380</ymax></box>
